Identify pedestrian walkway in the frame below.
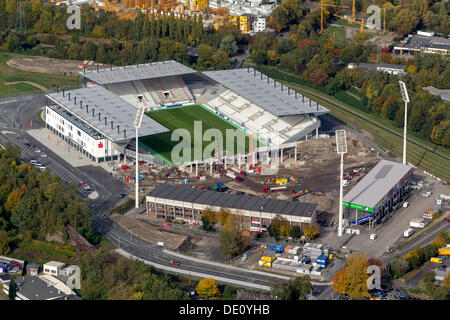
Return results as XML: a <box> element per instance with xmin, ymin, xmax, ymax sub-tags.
<box><xmin>27</xmin><ymin>128</ymin><xmax>115</xmax><ymax>172</ymax></box>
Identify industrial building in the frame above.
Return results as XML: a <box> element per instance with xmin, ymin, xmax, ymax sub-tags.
<box><xmin>343</xmin><ymin>160</ymin><xmax>413</xmax><ymax>228</ymax></box>
<box><xmin>145</xmin><ymin>184</ymin><xmax>318</xmax><ymax>228</ymax></box>
<box><xmin>348</xmin><ymin>63</ymin><xmax>406</xmax><ymax>75</ymax></box>
<box><xmin>393</xmin><ymin>32</ymin><xmax>450</xmax><ymax>55</ymax></box>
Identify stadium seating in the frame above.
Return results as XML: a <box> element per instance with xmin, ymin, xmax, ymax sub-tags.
<box><xmin>204</xmin><ymin>90</ymin><xmax>317</xmax><ymax>145</ymax></box>
<box><xmin>143</xmin><ymin>76</ymin><xmax>194</xmax><ymax>106</ymax></box>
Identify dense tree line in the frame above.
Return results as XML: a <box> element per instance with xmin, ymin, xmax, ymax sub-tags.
<box><xmin>250</xmin><ymin>3</ymin><xmax>450</xmax><ymax>149</ymax></box>
<box><xmin>0</xmin><ymin>143</ymin><xmax>100</xmax><ymax>255</ymax></box>
<box><xmin>0</xmin><ymin>1</ymin><xmax>246</xmax><ymax>70</ymax></box>
<box><xmin>79</xmin><ymin>249</ymin><xmax>189</xmax><ymax>299</ymax></box>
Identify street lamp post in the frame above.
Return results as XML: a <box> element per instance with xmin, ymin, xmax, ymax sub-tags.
<box><xmin>399</xmin><ymin>81</ymin><xmax>410</xmax><ymax>165</ymax></box>
<box><xmin>335</xmin><ymin>129</ymin><xmax>348</xmax><ymax>237</ymax></box>
<box><xmin>134</xmin><ymin>99</ymin><xmax>145</xmax><ymax>208</ymax></box>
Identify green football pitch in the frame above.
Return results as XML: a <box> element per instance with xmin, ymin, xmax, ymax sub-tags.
<box><xmin>140</xmin><ymin>104</ymin><xmax>263</xmax><ymax>164</ymax></box>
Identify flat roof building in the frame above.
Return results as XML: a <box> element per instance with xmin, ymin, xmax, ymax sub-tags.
<box><xmin>146</xmin><ymin>184</ymin><xmax>318</xmax><ymax>228</ymax></box>
<box><xmin>78</xmin><ymin>60</ymin><xmax>197</xmax><ymax>85</ymax></box>
<box><xmin>2</xmin><ymin>276</ymin><xmax>79</xmax><ymax>300</ymax></box>
<box><xmin>343</xmin><ymin>160</ymin><xmax>413</xmax><ymax>227</ymax></box>
<box><xmin>393</xmin><ymin>33</ymin><xmax>450</xmax><ymax>55</ymax></box>
<box><xmin>349</xmin><ymin>63</ymin><xmax>406</xmax><ymax>75</ymax></box>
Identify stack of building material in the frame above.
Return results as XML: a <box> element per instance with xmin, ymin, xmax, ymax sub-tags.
<box><xmin>285</xmin><ymin>245</ymin><xmax>301</xmax><ymax>255</ymax></box>
<box><xmin>303</xmin><ymin>243</ymin><xmax>323</xmax><ymax>259</ymax></box>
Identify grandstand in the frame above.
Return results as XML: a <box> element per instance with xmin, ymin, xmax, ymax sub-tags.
<box><xmin>203</xmin><ymin>89</ymin><xmax>321</xmax><ymax>145</ymax></box>
<box><xmin>59</xmin><ymin>61</ymin><xmax>330</xmax><ymax>165</ymax></box>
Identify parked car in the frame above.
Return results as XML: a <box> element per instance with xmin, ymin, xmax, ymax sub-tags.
<box><xmin>78</xmin><ymin>181</ymin><xmax>85</xmax><ymax>185</ymax></box>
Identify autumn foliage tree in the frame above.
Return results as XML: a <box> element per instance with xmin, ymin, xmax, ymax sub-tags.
<box><xmin>303</xmin><ymin>223</ymin><xmax>320</xmax><ymax>239</ymax></box>
<box><xmin>331</xmin><ymin>252</ymin><xmax>370</xmax><ymax>300</ymax></box>
<box><xmin>196</xmin><ymin>278</ymin><xmax>221</xmax><ymax>298</ymax></box>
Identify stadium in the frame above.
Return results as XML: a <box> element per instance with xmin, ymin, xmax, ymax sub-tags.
<box><xmin>44</xmin><ymin>61</ymin><xmax>329</xmax><ymax>166</ymax></box>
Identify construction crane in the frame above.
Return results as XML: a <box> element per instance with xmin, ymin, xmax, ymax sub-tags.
<box><xmin>320</xmin><ymin>1</ymin><xmax>349</xmax><ymax>33</ymax></box>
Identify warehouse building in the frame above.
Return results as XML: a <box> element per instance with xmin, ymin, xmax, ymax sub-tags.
<box><xmin>393</xmin><ymin>32</ymin><xmax>450</xmax><ymax>55</ymax></box>
<box><xmin>145</xmin><ymin>184</ymin><xmax>318</xmax><ymax>228</ymax></box>
<box><xmin>343</xmin><ymin>160</ymin><xmax>413</xmax><ymax>229</ymax></box>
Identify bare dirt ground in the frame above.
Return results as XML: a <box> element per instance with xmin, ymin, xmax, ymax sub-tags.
<box><xmin>7</xmin><ymin>56</ymin><xmax>103</xmax><ymax>76</ymax></box>
<box><xmin>112</xmin><ymin>213</ymin><xmax>226</xmax><ymax>261</ymax></box>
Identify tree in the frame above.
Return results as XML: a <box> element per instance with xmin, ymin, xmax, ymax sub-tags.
<box><xmin>309</xmin><ymin>68</ymin><xmax>328</xmax><ymax>87</ymax></box>
<box><xmin>219</xmin><ymin>229</ymin><xmax>248</xmax><ymax>259</ymax></box>
<box><xmin>213</xmin><ymin>50</ymin><xmax>231</xmax><ymax>69</ymax></box>
<box><xmin>219</xmin><ymin>35</ymin><xmax>238</xmax><ymax>57</ymax></box>
<box><xmin>332</xmin><ymin>268</ymin><xmax>348</xmax><ymax>295</ymax></box>
<box><xmin>404</xmin><ymin>249</ymin><xmax>421</xmax><ymax>270</ymax></box>
<box><xmin>8</xmin><ymin>278</ymin><xmax>16</xmax><ymax>300</ymax></box>
<box><xmin>271</xmin><ymin>275</ymin><xmax>312</xmax><ymax>300</ymax></box>
<box><xmin>431</xmin><ymin>120</ymin><xmax>450</xmax><ymax>145</ymax></box>
<box><xmin>345</xmin><ymin>253</ymin><xmax>370</xmax><ymax>300</ymax></box>
<box><xmin>196</xmin><ymin>278</ymin><xmax>221</xmax><ymax>298</ymax></box>
<box><xmin>0</xmin><ymin>230</ymin><xmax>10</xmax><ymax>255</ymax></box>
<box><xmin>6</xmin><ymin>32</ymin><xmax>20</xmax><ymax>52</ymax></box>
<box><xmin>387</xmin><ymin>255</ymin><xmax>409</xmax><ymax>279</ymax></box>
<box><xmin>303</xmin><ymin>223</ymin><xmax>320</xmax><ymax>239</ymax></box>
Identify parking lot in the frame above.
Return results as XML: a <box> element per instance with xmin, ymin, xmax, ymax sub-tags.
<box><xmin>1</xmin><ymin>130</ymin><xmax>94</xmax><ymax>199</ymax></box>
<box><xmin>346</xmin><ymin>172</ymin><xmax>450</xmax><ymax>258</ymax></box>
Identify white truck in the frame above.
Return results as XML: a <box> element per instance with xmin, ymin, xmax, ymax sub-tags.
<box><xmin>404</xmin><ymin>228</ymin><xmax>415</xmax><ymax>238</ymax></box>
<box><xmin>410</xmin><ymin>218</ymin><xmax>427</xmax><ymax>229</ymax></box>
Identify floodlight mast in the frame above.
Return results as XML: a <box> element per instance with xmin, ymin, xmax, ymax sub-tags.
<box><xmin>335</xmin><ymin>129</ymin><xmax>348</xmax><ymax>237</ymax></box>
<box><xmin>134</xmin><ymin>101</ymin><xmax>145</xmax><ymax>209</ymax></box>
<box><xmin>399</xmin><ymin>81</ymin><xmax>410</xmax><ymax>165</ymax></box>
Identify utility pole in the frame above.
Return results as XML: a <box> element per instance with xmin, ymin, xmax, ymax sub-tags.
<box><xmin>134</xmin><ymin>98</ymin><xmax>145</xmax><ymax>208</ymax></box>
<box><xmin>335</xmin><ymin>129</ymin><xmax>348</xmax><ymax>237</ymax></box>
<box><xmin>16</xmin><ymin>0</ymin><xmax>25</xmax><ymax>33</ymax></box>
<box><xmin>399</xmin><ymin>81</ymin><xmax>410</xmax><ymax>165</ymax></box>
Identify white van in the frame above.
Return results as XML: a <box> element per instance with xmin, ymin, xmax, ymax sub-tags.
<box><xmin>370</xmin><ymin>234</ymin><xmax>377</xmax><ymax>241</ymax></box>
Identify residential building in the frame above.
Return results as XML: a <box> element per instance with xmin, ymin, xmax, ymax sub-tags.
<box><xmin>43</xmin><ymin>261</ymin><xmax>65</xmax><ymax>277</ymax></box>
<box><xmin>2</xmin><ymin>276</ymin><xmax>80</xmax><ymax>300</ymax></box>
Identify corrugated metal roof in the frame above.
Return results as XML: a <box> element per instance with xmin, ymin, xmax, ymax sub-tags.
<box><xmin>46</xmin><ymin>85</ymin><xmax>169</xmax><ymax>142</ymax></box>
<box><xmin>79</xmin><ymin>61</ymin><xmax>197</xmax><ymax>85</ymax></box>
<box><xmin>202</xmin><ymin>68</ymin><xmax>329</xmax><ymax>117</ymax></box>
<box><xmin>148</xmin><ymin>184</ymin><xmax>317</xmax><ymax>217</ymax></box>
<box><xmin>343</xmin><ymin>160</ymin><xmax>413</xmax><ymax>209</ymax></box>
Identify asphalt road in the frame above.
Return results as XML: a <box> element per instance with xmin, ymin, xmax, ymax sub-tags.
<box><xmin>0</xmin><ymin>93</ymin><xmax>293</xmax><ymax>291</ymax></box>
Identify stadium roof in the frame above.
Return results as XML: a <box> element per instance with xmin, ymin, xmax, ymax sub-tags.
<box><xmin>149</xmin><ymin>184</ymin><xmax>318</xmax><ymax>218</ymax></box>
<box><xmin>46</xmin><ymin>85</ymin><xmax>169</xmax><ymax>142</ymax></box>
<box><xmin>201</xmin><ymin>68</ymin><xmax>330</xmax><ymax>117</ymax></box>
<box><xmin>343</xmin><ymin>160</ymin><xmax>413</xmax><ymax>210</ymax></box>
<box><xmin>79</xmin><ymin>61</ymin><xmax>197</xmax><ymax>85</ymax></box>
